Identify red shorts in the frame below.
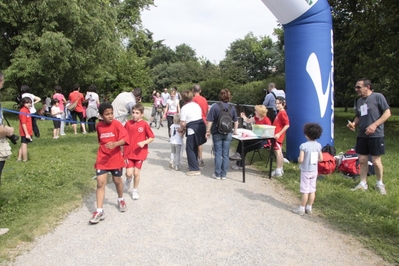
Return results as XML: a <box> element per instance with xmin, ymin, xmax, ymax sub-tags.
<box><xmin>272</xmin><ymin>140</ymin><xmax>283</xmax><ymax>151</ymax></box>
<box><xmin>126</xmin><ymin>159</ymin><xmax>144</xmax><ymax>169</ymax></box>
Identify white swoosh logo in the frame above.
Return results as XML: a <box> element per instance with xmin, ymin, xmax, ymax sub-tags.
<box><xmin>306</xmin><ymin>53</ymin><xmax>330</xmax><ymax>118</ymax></box>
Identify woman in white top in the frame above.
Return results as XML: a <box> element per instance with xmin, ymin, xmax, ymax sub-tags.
<box><xmin>20</xmin><ymin>85</ymin><xmax>41</xmax><ymax>137</ymax></box>
<box><xmin>85</xmin><ymin>84</ymin><xmax>100</xmax><ymax>133</ymax></box>
<box><xmin>163</xmin><ymin>91</ymin><xmax>180</xmax><ymax>138</ymax></box>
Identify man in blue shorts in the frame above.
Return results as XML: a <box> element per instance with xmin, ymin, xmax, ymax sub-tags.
<box><xmin>348</xmin><ymin>78</ymin><xmax>391</xmax><ymax>194</ymax></box>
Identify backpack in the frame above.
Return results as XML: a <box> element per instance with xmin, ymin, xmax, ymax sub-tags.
<box><xmin>318</xmin><ymin>152</ymin><xmax>336</xmax><ymax>175</ymax></box>
<box><xmin>321</xmin><ymin>144</ymin><xmax>336</xmax><ymax>156</ymax></box>
<box><xmin>216</xmin><ymin>102</ymin><xmax>233</xmax><ymax>134</ymax></box>
<box><xmin>338</xmin><ymin>149</ymin><xmax>359</xmax><ymax>177</ymax></box>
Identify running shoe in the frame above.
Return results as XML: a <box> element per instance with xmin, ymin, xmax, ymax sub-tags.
<box><xmin>89</xmin><ymin>211</ymin><xmax>106</xmax><ymax>224</ymax></box>
<box><xmin>186</xmin><ymin>171</ymin><xmax>201</xmax><ymax>176</ymax></box>
<box><xmin>212</xmin><ymin>173</ymin><xmax>221</xmax><ymax>180</ymax></box>
<box><xmin>292</xmin><ymin>207</ymin><xmax>305</xmax><ymax>216</ymax></box>
<box><xmin>132</xmin><ymin>190</ymin><xmax>140</xmax><ymax>200</ymax></box>
<box><xmin>351</xmin><ymin>182</ymin><xmax>368</xmax><ymax>191</ymax></box>
<box><xmin>118</xmin><ymin>200</ymin><xmax>127</xmax><ymax>212</ymax></box>
<box><xmin>375</xmin><ymin>184</ymin><xmax>387</xmax><ymax>195</ymax></box>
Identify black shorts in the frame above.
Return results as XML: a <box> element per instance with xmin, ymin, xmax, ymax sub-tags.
<box><xmin>96</xmin><ymin>168</ymin><xmax>123</xmax><ymax>177</ymax></box>
<box><xmin>355</xmin><ymin>137</ymin><xmax>385</xmax><ymax>156</ymax></box>
<box><xmin>71</xmin><ymin>111</ymin><xmax>84</xmax><ymax>124</ymax></box>
<box><xmin>53</xmin><ymin>119</ymin><xmax>61</xmax><ymax>129</ymax></box>
<box><xmin>21</xmin><ymin>136</ymin><xmax>32</xmax><ymax>144</ymax></box>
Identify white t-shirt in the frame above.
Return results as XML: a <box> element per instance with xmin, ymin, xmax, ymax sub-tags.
<box><xmin>166</xmin><ymin>98</ymin><xmax>179</xmax><ymax>115</ymax></box>
<box><xmin>161</xmin><ymin>92</ymin><xmax>170</xmax><ymax>104</ymax></box>
<box><xmin>21</xmin><ymin>93</ymin><xmax>37</xmax><ymax>113</ymax></box>
<box><xmin>180</xmin><ymin>102</ymin><xmax>202</xmax><ymax>135</ymax></box>
<box><xmin>170</xmin><ymin>124</ymin><xmax>183</xmax><ymax>145</ymax></box>
<box><xmin>86</xmin><ymin>92</ymin><xmax>99</xmax><ymax>108</ymax></box>
<box><xmin>51</xmin><ymin>106</ymin><xmax>62</xmax><ymax>118</ymax></box>
<box><xmin>111</xmin><ymin>91</ymin><xmax>136</xmax><ymax>125</ymax></box>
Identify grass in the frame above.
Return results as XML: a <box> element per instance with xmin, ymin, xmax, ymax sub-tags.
<box><xmin>0</xmin><ymin>101</ymin><xmax>97</xmax><ymax>262</ymax></box>
<box><xmin>0</xmin><ymin>102</ymin><xmax>398</xmax><ymax>264</ymax></box>
<box><xmin>252</xmin><ymin>107</ymin><xmax>399</xmax><ymax>264</ymax></box>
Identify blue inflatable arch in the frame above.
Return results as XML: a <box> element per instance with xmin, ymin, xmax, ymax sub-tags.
<box><xmin>261</xmin><ymin>0</ymin><xmax>334</xmax><ymax>161</ymax></box>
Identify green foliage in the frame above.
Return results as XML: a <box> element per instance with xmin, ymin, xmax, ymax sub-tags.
<box><xmin>231</xmin><ymin>81</ymin><xmax>267</xmax><ymax>105</ymax></box>
<box><xmin>0</xmin><ymin>0</ymin><xmax>154</xmax><ymax>98</ymax></box>
<box><xmin>330</xmin><ymin>0</ymin><xmax>399</xmax><ymax>107</ymax></box>
<box><xmin>199</xmin><ymin>79</ymin><xmax>232</xmax><ymax>101</ymax></box>
<box><xmin>220</xmin><ymin>32</ymin><xmax>274</xmax><ymax>84</ymax></box>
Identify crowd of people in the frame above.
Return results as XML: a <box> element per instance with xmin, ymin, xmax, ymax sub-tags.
<box><xmin>0</xmin><ymin>74</ymin><xmax>391</xmax><ymax>227</ymax></box>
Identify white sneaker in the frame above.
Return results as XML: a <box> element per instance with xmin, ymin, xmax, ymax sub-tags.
<box><xmin>271</xmin><ymin>170</ymin><xmax>283</xmax><ymax>177</ymax></box>
<box><xmin>132</xmin><ymin>190</ymin><xmax>140</xmax><ymax>200</ymax></box>
<box><xmin>231</xmin><ymin>165</ymin><xmax>242</xmax><ymax>170</ymax></box>
<box><xmin>169</xmin><ymin>161</ymin><xmax>173</xmax><ymax>169</ymax></box>
<box><xmin>292</xmin><ymin>206</ymin><xmax>305</xmax><ymax>216</ymax></box>
<box><xmin>351</xmin><ymin>182</ymin><xmax>368</xmax><ymax>191</ymax></box>
<box><xmin>124</xmin><ymin>178</ymin><xmax>132</xmax><ymax>191</ymax></box>
<box><xmin>375</xmin><ymin>184</ymin><xmax>387</xmax><ymax>195</ymax></box>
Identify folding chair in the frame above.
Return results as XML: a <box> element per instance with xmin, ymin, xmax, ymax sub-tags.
<box><xmin>249</xmin><ymin>144</ymin><xmax>273</xmax><ymax>166</ymax></box>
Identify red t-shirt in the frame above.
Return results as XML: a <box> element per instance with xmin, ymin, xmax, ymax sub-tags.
<box><xmin>68</xmin><ymin>91</ymin><xmax>84</xmax><ymax>112</ymax></box>
<box><xmin>19</xmin><ymin>106</ymin><xmax>33</xmax><ymax>137</ymax></box>
<box><xmin>95</xmin><ymin>120</ymin><xmax>129</xmax><ymax>170</ymax></box>
<box><xmin>192</xmin><ymin>95</ymin><xmax>208</xmax><ymax>123</ymax></box>
<box><xmin>255</xmin><ymin>116</ymin><xmax>271</xmax><ymax>125</ymax></box>
<box><xmin>273</xmin><ymin>110</ymin><xmax>289</xmax><ymax>144</ymax></box>
<box><xmin>124</xmin><ymin>119</ymin><xmax>154</xmax><ymax>161</ymax></box>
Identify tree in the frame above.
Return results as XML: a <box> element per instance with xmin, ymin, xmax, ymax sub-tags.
<box><xmin>0</xmin><ymin>0</ymin><xmax>153</xmax><ymax>97</ymax></box>
<box><xmin>329</xmin><ymin>0</ymin><xmax>399</xmax><ymax>107</ymax></box>
<box><xmin>219</xmin><ymin>33</ymin><xmax>274</xmax><ymax>84</ymax></box>
<box><xmin>175</xmin><ymin>44</ymin><xmax>197</xmax><ymax>62</ymax></box>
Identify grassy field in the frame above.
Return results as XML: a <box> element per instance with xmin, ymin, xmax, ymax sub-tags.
<box><xmin>0</xmin><ymin>102</ymin><xmax>398</xmax><ymax>264</ymax></box>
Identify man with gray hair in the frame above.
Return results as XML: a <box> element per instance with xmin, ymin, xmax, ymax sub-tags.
<box><xmin>112</xmin><ymin>88</ymin><xmax>142</xmax><ymax>125</ymax></box>
<box><xmin>263</xmin><ymin>82</ymin><xmax>286</xmax><ymax>123</ymax></box>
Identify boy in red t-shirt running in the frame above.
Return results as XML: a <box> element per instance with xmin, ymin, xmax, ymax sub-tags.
<box><xmin>89</xmin><ymin>103</ymin><xmax>129</xmax><ymax>224</ymax></box>
<box><xmin>272</xmin><ymin>97</ymin><xmax>290</xmax><ymax>177</ymax></box>
<box><xmin>124</xmin><ymin>103</ymin><xmax>154</xmax><ymax>200</ymax></box>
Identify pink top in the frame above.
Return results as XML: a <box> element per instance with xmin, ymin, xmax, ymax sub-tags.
<box><xmin>53</xmin><ymin>93</ymin><xmax>66</xmax><ymax>111</ymax></box>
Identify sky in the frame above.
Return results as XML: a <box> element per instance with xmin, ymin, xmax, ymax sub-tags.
<box><xmin>141</xmin><ymin>0</ymin><xmax>279</xmax><ymax>64</ymax></box>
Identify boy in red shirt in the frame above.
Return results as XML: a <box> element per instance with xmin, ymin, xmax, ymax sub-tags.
<box><xmin>89</xmin><ymin>103</ymin><xmax>129</xmax><ymax>224</ymax></box>
<box><xmin>17</xmin><ymin>97</ymin><xmax>33</xmax><ymax>162</ymax></box>
<box><xmin>124</xmin><ymin>103</ymin><xmax>154</xmax><ymax>200</ymax></box>
<box><xmin>272</xmin><ymin>96</ymin><xmax>290</xmax><ymax>177</ymax></box>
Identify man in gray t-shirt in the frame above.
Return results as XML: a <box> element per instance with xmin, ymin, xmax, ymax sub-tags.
<box><xmin>349</xmin><ymin>78</ymin><xmax>391</xmax><ymax>194</ymax></box>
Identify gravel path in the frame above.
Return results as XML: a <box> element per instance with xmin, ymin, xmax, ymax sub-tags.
<box><xmin>7</xmin><ymin>108</ymin><xmax>390</xmax><ymax>266</ymax></box>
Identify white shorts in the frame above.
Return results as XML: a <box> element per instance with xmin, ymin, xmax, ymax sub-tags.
<box><xmin>300</xmin><ymin>171</ymin><xmax>317</xmax><ymax>194</ymax></box>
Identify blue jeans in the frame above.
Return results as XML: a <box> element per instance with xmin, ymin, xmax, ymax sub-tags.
<box><xmin>212</xmin><ymin>133</ymin><xmax>232</xmax><ymax>177</ymax></box>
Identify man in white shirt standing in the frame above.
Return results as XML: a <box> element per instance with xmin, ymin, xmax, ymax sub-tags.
<box><xmin>161</xmin><ymin>88</ymin><xmax>170</xmax><ymax>114</ymax></box>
